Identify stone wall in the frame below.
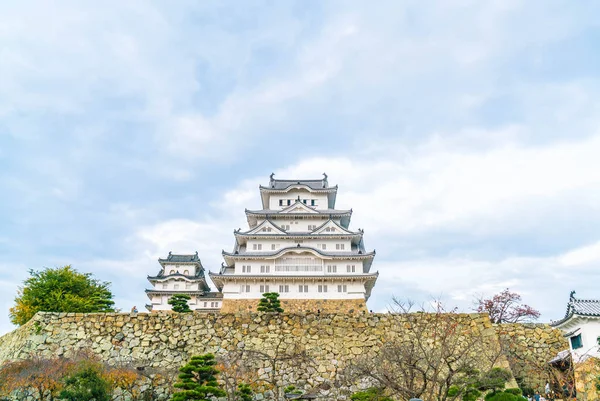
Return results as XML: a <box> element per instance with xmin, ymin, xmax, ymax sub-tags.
<box><xmin>495</xmin><ymin>323</ymin><xmax>569</xmax><ymax>392</ymax></box>
<box><xmin>0</xmin><ymin>311</ymin><xmax>511</xmax><ymax>400</ymax></box>
<box><xmin>574</xmin><ymin>357</ymin><xmax>600</xmax><ymax>401</ymax></box>
<box><xmin>220</xmin><ymin>298</ymin><xmax>368</xmax><ymax>314</ymax></box>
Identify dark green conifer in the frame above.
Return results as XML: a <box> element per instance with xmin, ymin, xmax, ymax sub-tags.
<box><xmin>168</xmin><ymin>294</ymin><xmax>192</xmax><ymax>313</ymax></box>
<box><xmin>257</xmin><ymin>292</ymin><xmax>284</xmax><ymax>313</ymax></box>
<box><xmin>172</xmin><ymin>354</ymin><xmax>226</xmax><ymax>401</ymax></box>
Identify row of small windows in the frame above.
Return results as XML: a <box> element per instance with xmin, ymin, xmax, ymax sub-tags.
<box><xmin>241</xmin><ymin>264</ymin><xmax>356</xmax><ymax>273</ymax></box>
<box><xmin>169</xmin><ymin>270</ymin><xmax>190</xmax><ymax>275</ymax></box>
<box><xmin>241</xmin><ymin>284</ymin><xmax>348</xmax><ymax>293</ymax></box>
<box><xmin>252</xmin><ymin>243</ymin><xmax>346</xmax><ymax>250</ymax></box>
<box><xmin>278</xmin><ymin>199</ymin><xmax>317</xmax><ymax>206</ymax></box>
<box><xmin>203</xmin><ymin>301</ymin><xmax>220</xmax><ymax>308</ymax></box>
<box><xmin>162</xmin><ymin>283</ymin><xmax>196</xmax><ymax>289</ymax></box>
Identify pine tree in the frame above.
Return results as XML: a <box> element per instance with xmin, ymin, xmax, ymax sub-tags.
<box><xmin>257</xmin><ymin>292</ymin><xmax>284</xmax><ymax>313</ymax></box>
<box><xmin>237</xmin><ymin>383</ymin><xmax>253</xmax><ymax>401</ymax></box>
<box><xmin>172</xmin><ymin>354</ymin><xmax>226</xmax><ymax>401</ymax></box>
<box><xmin>168</xmin><ymin>294</ymin><xmax>192</xmax><ymax>313</ymax></box>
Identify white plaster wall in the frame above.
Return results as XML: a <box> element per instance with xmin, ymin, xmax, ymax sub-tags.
<box><xmin>566</xmin><ymin>319</ymin><xmax>600</xmax><ymax>361</ymax></box>
<box><xmin>163</xmin><ymin>264</ymin><xmax>195</xmax><ymax>275</ymax></box>
<box><xmin>245</xmin><ymin>238</ymin><xmax>352</xmax><ymax>252</ymax></box>
<box><xmin>155</xmin><ymin>279</ymin><xmax>201</xmax><ymax>291</ymax></box>
<box><xmin>232</xmin><ymin>259</ymin><xmax>363</xmax><ymax>275</ymax></box>
<box><xmin>221</xmin><ymin>280</ymin><xmax>366</xmax><ymax>299</ymax></box>
<box><xmin>256</xmin><ymin>217</ymin><xmax>344</xmax><ymax>232</ymax></box>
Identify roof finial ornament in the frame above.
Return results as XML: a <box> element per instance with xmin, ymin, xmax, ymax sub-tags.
<box><xmin>168</xmin><ymin>251</ymin><xmax>172</xmax><ymax>255</ymax></box>
<box><xmin>570</xmin><ymin>290</ymin><xmax>576</xmax><ymax>300</ymax></box>
<box><xmin>323</xmin><ymin>172</ymin><xmax>328</xmax><ymax>187</ymax></box>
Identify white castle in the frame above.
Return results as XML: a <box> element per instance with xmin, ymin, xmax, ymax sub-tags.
<box><xmin>146</xmin><ymin>173</ymin><xmax>378</xmax><ymax>313</ymax></box>
<box><xmin>145</xmin><ymin>252</ymin><xmax>222</xmax><ymax>312</ymax></box>
<box><xmin>210</xmin><ymin>173</ymin><xmax>378</xmax><ymax>313</ymax></box>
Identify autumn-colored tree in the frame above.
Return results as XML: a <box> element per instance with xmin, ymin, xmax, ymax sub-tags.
<box><xmin>103</xmin><ymin>365</ymin><xmax>142</xmax><ymax>400</ymax></box>
<box><xmin>10</xmin><ymin>265</ymin><xmax>114</xmax><ymax>325</ymax></box>
<box><xmin>0</xmin><ymin>357</ymin><xmax>75</xmax><ymax>401</ymax></box>
<box><xmin>168</xmin><ymin>294</ymin><xmax>192</xmax><ymax>313</ymax></box>
<box><xmin>475</xmin><ymin>289</ymin><xmax>540</xmax><ymax>324</ymax></box>
<box><xmin>173</xmin><ymin>354</ymin><xmax>226</xmax><ymax>401</ymax></box>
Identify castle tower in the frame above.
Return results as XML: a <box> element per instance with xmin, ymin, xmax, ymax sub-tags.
<box><xmin>145</xmin><ymin>252</ymin><xmax>222</xmax><ymax>312</ymax></box>
<box><xmin>209</xmin><ymin>174</ymin><xmax>378</xmax><ymax>313</ymax></box>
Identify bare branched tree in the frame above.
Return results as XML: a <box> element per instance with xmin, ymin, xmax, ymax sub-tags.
<box><xmin>243</xmin><ymin>336</ymin><xmax>314</xmax><ymax>400</ymax></box>
<box><xmin>349</xmin><ymin>298</ymin><xmax>506</xmax><ymax>401</ymax></box>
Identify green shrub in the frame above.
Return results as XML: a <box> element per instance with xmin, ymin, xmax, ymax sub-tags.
<box><xmin>350</xmin><ymin>387</ymin><xmax>393</xmax><ymax>401</ymax></box>
<box><xmin>59</xmin><ymin>365</ymin><xmax>111</xmax><ymax>401</ymax></box>
<box><xmin>484</xmin><ymin>392</ymin><xmax>520</xmax><ymax>401</ymax></box>
<box><xmin>504</xmin><ymin>388</ymin><xmax>522</xmax><ymax>396</ymax></box>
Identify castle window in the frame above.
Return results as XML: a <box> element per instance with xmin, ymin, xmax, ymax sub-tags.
<box><xmin>308</xmin><ymin>225</ymin><xmax>315</xmax><ymax>231</ymax></box>
<box><xmin>336</xmin><ymin>244</ymin><xmax>345</xmax><ymax>250</ymax></box>
<box><xmin>185</xmin><ymin>283</ymin><xmax>192</xmax><ymax>289</ymax></box>
<box><xmin>327</xmin><ymin>265</ymin><xmax>337</xmax><ymax>273</ymax></box>
<box><xmin>184</xmin><ymin>270</ymin><xmax>189</xmax><ymax>275</ymax></box>
<box><xmin>162</xmin><ymin>284</ymin><xmax>168</xmax><ymax>289</ymax></box>
<box><xmin>571</xmin><ymin>334</ymin><xmax>583</xmax><ymax>349</ymax></box>
<box><xmin>279</xmin><ymin>285</ymin><xmax>289</xmax><ymax>293</ymax></box>
<box><xmin>287</xmin><ymin>200</ymin><xmax>291</xmax><ymax>206</ymax></box>
<box><xmin>260</xmin><ymin>265</ymin><xmax>270</xmax><ymax>273</ymax></box>
<box><xmin>303</xmin><ymin>199</ymin><xmax>307</xmax><ymax>204</ymax></box>
<box><xmin>242</xmin><ymin>265</ymin><xmax>252</xmax><ymax>273</ymax></box>
<box><xmin>337</xmin><ymin>285</ymin><xmax>347</xmax><ymax>293</ymax></box>
<box><xmin>253</xmin><ymin>244</ymin><xmax>262</xmax><ymax>251</ymax></box>
<box><xmin>346</xmin><ymin>265</ymin><xmax>356</xmax><ymax>273</ymax></box>
<box><xmin>204</xmin><ymin>302</ymin><xmax>207</xmax><ymax>307</ymax></box>
<box><xmin>318</xmin><ymin>285</ymin><xmax>328</xmax><ymax>293</ymax></box>
<box><xmin>170</xmin><ymin>270</ymin><xmax>175</xmax><ymax>274</ymax></box>
<box><xmin>267</xmin><ymin>227</ymin><xmax>272</xmax><ymax>232</ymax></box>
<box><xmin>279</xmin><ymin>199</ymin><xmax>284</xmax><ymax>206</ymax></box>
<box><xmin>241</xmin><ymin>285</ymin><xmax>250</xmax><ymax>293</ymax></box>
<box><xmin>260</xmin><ymin>285</ymin><xmax>270</xmax><ymax>293</ymax></box>
<box><xmin>311</xmin><ymin>200</ymin><xmax>316</xmax><ymax>206</ymax></box>
<box><xmin>299</xmin><ymin>285</ymin><xmax>308</xmax><ymax>293</ymax></box>
<box><xmin>271</xmin><ymin>244</ymin><xmax>277</xmax><ymax>250</ymax></box>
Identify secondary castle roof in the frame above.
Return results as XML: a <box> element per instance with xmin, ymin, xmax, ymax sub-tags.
<box><xmin>551</xmin><ymin>291</ymin><xmax>600</xmax><ymax>327</ymax></box>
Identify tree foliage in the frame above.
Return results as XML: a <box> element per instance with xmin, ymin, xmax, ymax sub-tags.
<box><xmin>173</xmin><ymin>353</ymin><xmax>226</xmax><ymax>401</ymax></box>
<box><xmin>475</xmin><ymin>289</ymin><xmax>540</xmax><ymax>324</ymax></box>
<box><xmin>168</xmin><ymin>294</ymin><xmax>192</xmax><ymax>313</ymax></box>
<box><xmin>59</xmin><ymin>364</ymin><xmax>111</xmax><ymax>401</ymax></box>
<box><xmin>0</xmin><ymin>357</ymin><xmax>75</xmax><ymax>401</ymax></box>
<box><xmin>351</xmin><ymin>387</ymin><xmax>394</xmax><ymax>401</ymax></box>
<box><xmin>237</xmin><ymin>383</ymin><xmax>253</xmax><ymax>401</ymax></box>
<box><xmin>9</xmin><ymin>265</ymin><xmax>114</xmax><ymax>325</ymax></box>
<box><xmin>257</xmin><ymin>292</ymin><xmax>284</xmax><ymax>313</ymax></box>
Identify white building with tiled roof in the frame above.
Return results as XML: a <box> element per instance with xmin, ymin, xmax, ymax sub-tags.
<box><xmin>145</xmin><ymin>252</ymin><xmax>222</xmax><ymax>312</ymax></box>
<box><xmin>209</xmin><ymin>173</ymin><xmax>378</xmax><ymax>313</ymax></box>
<box><xmin>551</xmin><ymin>291</ymin><xmax>600</xmax><ymax>361</ymax></box>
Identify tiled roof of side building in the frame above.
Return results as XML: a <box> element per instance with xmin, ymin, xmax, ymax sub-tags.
<box><xmin>551</xmin><ymin>291</ymin><xmax>600</xmax><ymax>326</ymax></box>
<box><xmin>158</xmin><ymin>251</ymin><xmax>202</xmax><ymax>264</ymax></box>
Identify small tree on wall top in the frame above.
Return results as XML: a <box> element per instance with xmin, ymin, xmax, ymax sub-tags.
<box><xmin>168</xmin><ymin>294</ymin><xmax>192</xmax><ymax>313</ymax></box>
<box><xmin>173</xmin><ymin>354</ymin><xmax>226</xmax><ymax>401</ymax></box>
<box><xmin>257</xmin><ymin>292</ymin><xmax>284</xmax><ymax>312</ymax></box>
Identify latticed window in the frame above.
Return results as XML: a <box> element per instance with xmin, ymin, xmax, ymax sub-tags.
<box><xmin>275</xmin><ymin>257</ymin><xmax>322</xmax><ymax>272</ymax></box>
<box><xmin>318</xmin><ymin>285</ymin><xmax>328</xmax><ymax>293</ymax></box>
<box><xmin>298</xmin><ymin>285</ymin><xmax>308</xmax><ymax>293</ymax></box>
<box><xmin>571</xmin><ymin>334</ymin><xmax>583</xmax><ymax>349</ymax></box>
<box><xmin>279</xmin><ymin>285</ymin><xmax>289</xmax><ymax>293</ymax></box>
<box><xmin>337</xmin><ymin>284</ymin><xmax>347</xmax><ymax>293</ymax></box>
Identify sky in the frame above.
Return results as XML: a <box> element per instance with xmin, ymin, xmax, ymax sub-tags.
<box><xmin>1</xmin><ymin>0</ymin><xmax>600</xmax><ymax>335</ymax></box>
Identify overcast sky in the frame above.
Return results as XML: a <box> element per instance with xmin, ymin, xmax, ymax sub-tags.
<box><xmin>1</xmin><ymin>0</ymin><xmax>600</xmax><ymax>335</ymax></box>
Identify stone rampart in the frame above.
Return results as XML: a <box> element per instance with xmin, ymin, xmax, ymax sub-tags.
<box><xmin>495</xmin><ymin>323</ymin><xmax>569</xmax><ymax>392</ymax></box>
<box><xmin>0</xmin><ymin>312</ymin><xmax>567</xmax><ymax>400</ymax></box>
<box><xmin>220</xmin><ymin>298</ymin><xmax>368</xmax><ymax>314</ymax></box>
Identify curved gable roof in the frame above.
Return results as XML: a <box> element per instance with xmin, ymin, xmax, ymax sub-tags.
<box><xmin>551</xmin><ymin>291</ymin><xmax>600</xmax><ymax>327</ymax></box>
